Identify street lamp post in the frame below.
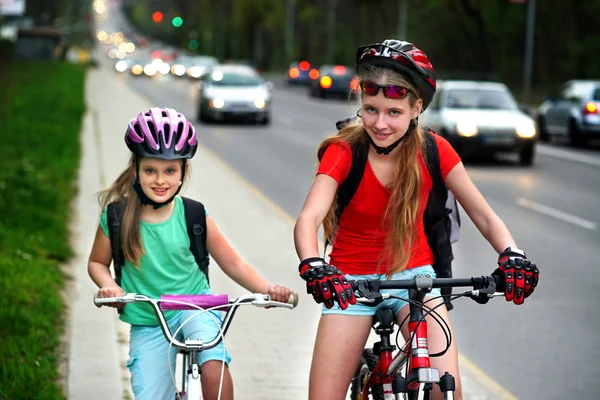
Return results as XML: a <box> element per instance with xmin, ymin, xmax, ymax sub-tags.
<box><xmin>522</xmin><ymin>0</ymin><xmax>537</xmax><ymax>103</ymax></box>
<box><xmin>397</xmin><ymin>0</ymin><xmax>408</xmax><ymax>40</ymax></box>
<box><xmin>285</xmin><ymin>0</ymin><xmax>295</xmax><ymax>66</ymax></box>
<box><xmin>327</xmin><ymin>0</ymin><xmax>337</xmax><ymax>64</ymax></box>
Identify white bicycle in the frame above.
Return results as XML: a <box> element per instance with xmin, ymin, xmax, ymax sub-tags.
<box><xmin>94</xmin><ymin>291</ymin><xmax>298</xmax><ymax>399</ymax></box>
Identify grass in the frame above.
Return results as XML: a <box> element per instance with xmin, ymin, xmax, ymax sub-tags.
<box><xmin>0</xmin><ymin>61</ymin><xmax>86</xmax><ymax>399</ymax></box>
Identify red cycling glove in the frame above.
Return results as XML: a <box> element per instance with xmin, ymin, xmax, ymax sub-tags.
<box><xmin>299</xmin><ymin>257</ymin><xmax>356</xmax><ymax>310</ymax></box>
<box><xmin>494</xmin><ymin>247</ymin><xmax>539</xmax><ymax>305</ymax></box>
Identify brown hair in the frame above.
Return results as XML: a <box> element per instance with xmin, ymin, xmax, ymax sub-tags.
<box><xmin>318</xmin><ymin>65</ymin><xmax>426</xmax><ymax>277</ymax></box>
<box><xmin>98</xmin><ymin>154</ymin><xmax>190</xmax><ymax>266</ymax></box>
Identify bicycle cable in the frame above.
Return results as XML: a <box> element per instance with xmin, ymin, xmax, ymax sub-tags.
<box><xmin>160</xmin><ymin>298</ymin><xmax>230</xmax><ymax>400</ymax></box>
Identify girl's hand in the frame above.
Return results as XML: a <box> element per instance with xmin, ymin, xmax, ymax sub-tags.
<box><xmin>97</xmin><ymin>285</ymin><xmax>125</xmax><ymax>309</ymax></box>
<box><xmin>268</xmin><ymin>285</ymin><xmax>294</xmax><ymax>304</ymax></box>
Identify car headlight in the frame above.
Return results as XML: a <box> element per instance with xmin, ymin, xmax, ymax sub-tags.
<box><xmin>255</xmin><ymin>99</ymin><xmax>266</xmax><ymax>109</ymax></box>
<box><xmin>209</xmin><ymin>98</ymin><xmax>224</xmax><ymax>109</ymax></box>
<box><xmin>115</xmin><ymin>60</ymin><xmax>128</xmax><ymax>72</ymax></box>
<box><xmin>456</xmin><ymin>121</ymin><xmax>478</xmax><ymax>137</ymax></box>
<box><xmin>516</xmin><ymin>122</ymin><xmax>536</xmax><ymax>138</ymax></box>
<box><xmin>143</xmin><ymin>64</ymin><xmax>157</xmax><ymax>76</ymax></box>
<box><xmin>131</xmin><ymin>64</ymin><xmax>143</xmax><ymax>75</ymax></box>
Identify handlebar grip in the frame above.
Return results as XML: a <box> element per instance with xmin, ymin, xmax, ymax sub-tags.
<box><xmin>287</xmin><ymin>292</ymin><xmax>299</xmax><ymax>308</ymax></box>
<box><xmin>93</xmin><ymin>293</ymin><xmax>102</xmax><ymax>308</ymax></box>
<box><xmin>493</xmin><ymin>273</ymin><xmax>505</xmax><ymax>292</ymax></box>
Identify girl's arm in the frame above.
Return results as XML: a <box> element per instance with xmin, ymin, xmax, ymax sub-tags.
<box><xmin>206</xmin><ymin>216</ymin><xmax>272</xmax><ymax>294</ymax></box>
<box><xmin>445</xmin><ymin>162</ymin><xmax>516</xmax><ymax>253</ymax></box>
<box><xmin>88</xmin><ymin>225</ymin><xmax>124</xmax><ymax>307</ymax></box>
<box><xmin>293</xmin><ymin>174</ymin><xmax>338</xmax><ymax>260</ymax></box>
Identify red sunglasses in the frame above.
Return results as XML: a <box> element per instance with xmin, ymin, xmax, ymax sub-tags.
<box><xmin>360</xmin><ymin>80</ymin><xmax>412</xmax><ymax>99</ymax></box>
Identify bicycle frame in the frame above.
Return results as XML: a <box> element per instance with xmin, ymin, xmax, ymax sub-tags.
<box><xmin>94</xmin><ymin>292</ymin><xmax>296</xmax><ymax>400</ymax></box>
<box><xmin>352</xmin><ymin>274</ymin><xmax>501</xmax><ymax>399</ymax></box>
<box><xmin>361</xmin><ymin>287</ymin><xmax>447</xmax><ymax>399</ymax></box>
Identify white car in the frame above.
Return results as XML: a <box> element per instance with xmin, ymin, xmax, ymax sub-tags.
<box><xmin>197</xmin><ymin>65</ymin><xmax>273</xmax><ymax>125</ymax></box>
<box><xmin>420</xmin><ymin>80</ymin><xmax>537</xmax><ymax>165</ymax></box>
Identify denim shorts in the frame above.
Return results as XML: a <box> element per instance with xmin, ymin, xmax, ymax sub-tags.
<box><xmin>322</xmin><ymin>265</ymin><xmax>442</xmax><ymax>317</ymax></box>
<box><xmin>127</xmin><ymin>309</ymin><xmax>232</xmax><ymax>400</ymax></box>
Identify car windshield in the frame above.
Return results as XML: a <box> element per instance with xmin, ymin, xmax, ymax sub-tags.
<box><xmin>210</xmin><ymin>71</ymin><xmax>262</xmax><ymax>87</ymax></box>
<box><xmin>445</xmin><ymin>88</ymin><xmax>518</xmax><ymax>110</ymax></box>
<box><xmin>593</xmin><ymin>87</ymin><xmax>600</xmax><ymax>101</ymax></box>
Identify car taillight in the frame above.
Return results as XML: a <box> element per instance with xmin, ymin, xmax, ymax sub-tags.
<box><xmin>332</xmin><ymin>65</ymin><xmax>347</xmax><ymax>75</ymax></box>
<box><xmin>583</xmin><ymin>101</ymin><xmax>598</xmax><ymax>114</ymax></box>
<box><xmin>289</xmin><ymin>68</ymin><xmax>300</xmax><ymax>79</ymax></box>
<box><xmin>309</xmin><ymin>69</ymin><xmax>319</xmax><ymax>80</ymax></box>
<box><xmin>349</xmin><ymin>77</ymin><xmax>360</xmax><ymax>92</ymax></box>
<box><xmin>320</xmin><ymin>76</ymin><xmax>332</xmax><ymax>89</ymax></box>
<box><xmin>299</xmin><ymin>61</ymin><xmax>310</xmax><ymax>71</ymax></box>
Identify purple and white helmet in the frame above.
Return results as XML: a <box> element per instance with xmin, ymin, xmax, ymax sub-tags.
<box><xmin>125</xmin><ymin>107</ymin><xmax>197</xmax><ymax>160</ymax></box>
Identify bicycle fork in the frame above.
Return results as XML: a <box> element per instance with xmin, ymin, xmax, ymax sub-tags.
<box><xmin>178</xmin><ymin>350</ymin><xmax>202</xmax><ymax>400</ymax></box>
<box><xmin>392</xmin><ymin>283</ymin><xmax>457</xmax><ymax>400</ymax></box>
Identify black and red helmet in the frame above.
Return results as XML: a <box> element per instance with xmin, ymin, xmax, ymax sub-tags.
<box><xmin>356</xmin><ymin>39</ymin><xmax>436</xmax><ymax>110</ymax></box>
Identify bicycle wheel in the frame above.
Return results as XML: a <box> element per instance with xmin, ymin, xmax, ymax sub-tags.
<box><xmin>350</xmin><ymin>348</ymin><xmax>384</xmax><ymax>400</ymax></box>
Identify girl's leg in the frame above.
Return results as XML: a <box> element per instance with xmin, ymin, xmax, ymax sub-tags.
<box><xmin>180</xmin><ymin>309</ymin><xmax>233</xmax><ymax>400</ymax></box>
<box><xmin>397</xmin><ymin>297</ymin><xmax>462</xmax><ymax>400</ymax></box>
<box><xmin>308</xmin><ymin>314</ymin><xmax>373</xmax><ymax>400</ymax></box>
<box><xmin>201</xmin><ymin>360</ymin><xmax>233</xmax><ymax>400</ymax></box>
<box><xmin>127</xmin><ymin>322</ymin><xmax>179</xmax><ymax>400</ymax></box>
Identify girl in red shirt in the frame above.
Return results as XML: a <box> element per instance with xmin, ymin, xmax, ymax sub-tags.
<box><xmin>294</xmin><ymin>39</ymin><xmax>539</xmax><ymax>400</ymax></box>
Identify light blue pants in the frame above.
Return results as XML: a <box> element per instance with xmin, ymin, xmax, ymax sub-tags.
<box><xmin>322</xmin><ymin>265</ymin><xmax>442</xmax><ymax>316</ymax></box>
<box><xmin>127</xmin><ymin>309</ymin><xmax>232</xmax><ymax>400</ymax></box>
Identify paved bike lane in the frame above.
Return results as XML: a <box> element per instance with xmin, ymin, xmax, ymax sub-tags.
<box><xmin>66</xmin><ymin>58</ymin><xmax>517</xmax><ymax>400</ymax></box>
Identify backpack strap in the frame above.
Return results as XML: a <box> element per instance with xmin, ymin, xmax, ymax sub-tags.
<box><xmin>182</xmin><ymin>197</ymin><xmax>210</xmax><ymax>284</ymax></box>
<box><xmin>324</xmin><ymin>140</ymin><xmax>369</xmax><ymax>255</ymax></box>
<box><xmin>336</xmin><ymin>141</ymin><xmax>369</xmax><ymax>220</ymax></box>
<box><xmin>423</xmin><ymin>129</ymin><xmax>455</xmax><ymax>310</ymax></box>
<box><xmin>107</xmin><ymin>200</ymin><xmax>126</xmax><ymax>287</ymax></box>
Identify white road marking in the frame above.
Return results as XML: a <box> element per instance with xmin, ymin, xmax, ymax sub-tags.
<box><xmin>537</xmin><ymin>144</ymin><xmax>600</xmax><ymax>168</ymax></box>
<box><xmin>517</xmin><ymin>198</ymin><xmax>597</xmax><ymax>230</ymax></box>
<box><xmin>278</xmin><ymin>115</ymin><xmax>295</xmax><ymax>127</ymax></box>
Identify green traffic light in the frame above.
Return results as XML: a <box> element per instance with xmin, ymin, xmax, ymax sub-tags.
<box><xmin>172</xmin><ymin>17</ymin><xmax>183</xmax><ymax>27</ymax></box>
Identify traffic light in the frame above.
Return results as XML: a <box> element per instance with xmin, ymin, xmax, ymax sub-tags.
<box><xmin>152</xmin><ymin>11</ymin><xmax>163</xmax><ymax>23</ymax></box>
<box><xmin>172</xmin><ymin>17</ymin><xmax>183</xmax><ymax>27</ymax></box>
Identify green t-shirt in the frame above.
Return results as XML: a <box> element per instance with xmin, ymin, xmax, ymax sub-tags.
<box><xmin>100</xmin><ymin>196</ymin><xmax>210</xmax><ymax>326</ymax></box>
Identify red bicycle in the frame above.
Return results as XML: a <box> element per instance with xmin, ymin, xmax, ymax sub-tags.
<box><xmin>348</xmin><ymin>273</ymin><xmax>504</xmax><ymax>400</ymax></box>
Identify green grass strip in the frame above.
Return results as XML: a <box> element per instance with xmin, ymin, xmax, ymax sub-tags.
<box><xmin>0</xmin><ymin>61</ymin><xmax>86</xmax><ymax>399</ymax></box>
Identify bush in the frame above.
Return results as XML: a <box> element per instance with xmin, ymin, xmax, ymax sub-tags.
<box><xmin>0</xmin><ymin>61</ymin><xmax>85</xmax><ymax>399</ymax></box>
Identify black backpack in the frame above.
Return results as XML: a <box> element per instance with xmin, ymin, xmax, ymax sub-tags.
<box><xmin>332</xmin><ymin>124</ymin><xmax>461</xmax><ymax>309</ymax></box>
<box><xmin>107</xmin><ymin>197</ymin><xmax>211</xmax><ymax>289</ymax></box>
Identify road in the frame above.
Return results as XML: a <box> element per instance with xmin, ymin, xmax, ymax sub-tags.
<box><xmin>111</xmin><ymin>70</ymin><xmax>600</xmax><ymax>400</ymax></box>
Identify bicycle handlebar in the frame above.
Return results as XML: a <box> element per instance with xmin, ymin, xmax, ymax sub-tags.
<box><xmin>93</xmin><ymin>292</ymin><xmax>298</xmax><ymax>351</ymax></box>
<box><xmin>348</xmin><ymin>274</ymin><xmax>505</xmax><ymax>303</ymax></box>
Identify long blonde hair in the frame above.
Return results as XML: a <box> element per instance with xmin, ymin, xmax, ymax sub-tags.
<box><xmin>98</xmin><ymin>154</ymin><xmax>190</xmax><ymax>266</ymax></box>
<box><xmin>318</xmin><ymin>66</ymin><xmax>426</xmax><ymax>277</ymax></box>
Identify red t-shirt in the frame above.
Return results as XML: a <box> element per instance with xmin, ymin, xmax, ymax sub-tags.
<box><xmin>318</xmin><ymin>134</ymin><xmax>461</xmax><ymax>275</ymax></box>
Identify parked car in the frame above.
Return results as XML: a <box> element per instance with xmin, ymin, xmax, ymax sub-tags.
<box><xmin>287</xmin><ymin>60</ymin><xmax>317</xmax><ymax>85</ymax></box>
<box><xmin>197</xmin><ymin>64</ymin><xmax>272</xmax><ymax>125</ymax></box>
<box><xmin>308</xmin><ymin>65</ymin><xmax>358</xmax><ymax>98</ymax></box>
<box><xmin>536</xmin><ymin>80</ymin><xmax>600</xmax><ymax>146</ymax></box>
<box><xmin>419</xmin><ymin>80</ymin><xmax>537</xmax><ymax>165</ymax></box>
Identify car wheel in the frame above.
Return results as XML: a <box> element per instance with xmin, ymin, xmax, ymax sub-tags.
<box><xmin>260</xmin><ymin>114</ymin><xmax>271</xmax><ymax>126</ymax></box>
<box><xmin>537</xmin><ymin>116</ymin><xmax>550</xmax><ymax>142</ymax></box>
<box><xmin>568</xmin><ymin>119</ymin><xmax>585</xmax><ymax>147</ymax></box>
<box><xmin>198</xmin><ymin>104</ymin><xmax>210</xmax><ymax>123</ymax></box>
<box><xmin>519</xmin><ymin>142</ymin><xmax>535</xmax><ymax>166</ymax></box>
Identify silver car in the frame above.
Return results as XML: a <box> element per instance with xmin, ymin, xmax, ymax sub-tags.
<box><xmin>197</xmin><ymin>65</ymin><xmax>272</xmax><ymax>125</ymax></box>
<box><xmin>420</xmin><ymin>80</ymin><xmax>537</xmax><ymax>165</ymax></box>
<box><xmin>536</xmin><ymin>80</ymin><xmax>600</xmax><ymax>146</ymax></box>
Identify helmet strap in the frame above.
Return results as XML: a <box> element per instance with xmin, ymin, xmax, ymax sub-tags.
<box><xmin>132</xmin><ymin>159</ymin><xmax>186</xmax><ymax>210</ymax></box>
<box><xmin>366</xmin><ymin>119</ymin><xmax>416</xmax><ymax>156</ymax></box>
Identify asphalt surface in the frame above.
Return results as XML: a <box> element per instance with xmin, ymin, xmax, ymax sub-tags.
<box><xmin>110</xmin><ymin>71</ymin><xmax>600</xmax><ymax>400</ymax></box>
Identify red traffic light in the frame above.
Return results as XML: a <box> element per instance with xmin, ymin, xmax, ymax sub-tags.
<box><xmin>152</xmin><ymin>11</ymin><xmax>163</xmax><ymax>23</ymax></box>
